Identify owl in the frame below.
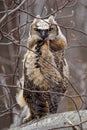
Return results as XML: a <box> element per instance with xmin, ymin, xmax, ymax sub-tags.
<box><xmin>16</xmin><ymin>15</ymin><xmax>69</xmax><ymax>123</ymax></box>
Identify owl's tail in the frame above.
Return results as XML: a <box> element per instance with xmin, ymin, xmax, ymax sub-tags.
<box><xmin>16</xmin><ymin>90</ymin><xmax>27</xmax><ymax>107</ymax></box>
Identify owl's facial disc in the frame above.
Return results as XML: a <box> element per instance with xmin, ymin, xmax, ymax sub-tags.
<box><xmin>32</xmin><ymin>19</ymin><xmax>58</xmax><ymax>40</ymax></box>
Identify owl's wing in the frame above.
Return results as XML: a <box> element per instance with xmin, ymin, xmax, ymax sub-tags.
<box><xmin>52</xmin><ymin>51</ymin><xmax>69</xmax><ymax>78</ymax></box>
<box><xmin>49</xmin><ymin>41</ymin><xmax>69</xmax><ymax>110</ymax></box>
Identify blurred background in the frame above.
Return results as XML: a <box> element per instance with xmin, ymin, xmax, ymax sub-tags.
<box><xmin>0</xmin><ymin>0</ymin><xmax>87</xmax><ymax>129</ymax></box>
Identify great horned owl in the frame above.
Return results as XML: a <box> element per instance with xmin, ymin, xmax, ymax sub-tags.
<box><xmin>16</xmin><ymin>15</ymin><xmax>69</xmax><ymax>123</ymax></box>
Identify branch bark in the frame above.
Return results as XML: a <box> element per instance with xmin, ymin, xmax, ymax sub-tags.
<box><xmin>9</xmin><ymin>110</ymin><xmax>87</xmax><ymax>130</ymax></box>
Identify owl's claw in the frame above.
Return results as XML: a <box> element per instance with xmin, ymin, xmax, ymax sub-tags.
<box><xmin>22</xmin><ymin>115</ymin><xmax>32</xmax><ymax>123</ymax></box>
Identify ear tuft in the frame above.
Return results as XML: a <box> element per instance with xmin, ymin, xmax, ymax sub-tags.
<box><xmin>36</xmin><ymin>15</ymin><xmax>41</xmax><ymax>18</ymax></box>
<box><xmin>33</xmin><ymin>15</ymin><xmax>41</xmax><ymax>24</ymax></box>
<box><xmin>48</xmin><ymin>15</ymin><xmax>55</xmax><ymax>23</ymax></box>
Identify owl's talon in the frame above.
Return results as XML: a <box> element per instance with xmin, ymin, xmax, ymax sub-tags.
<box><xmin>22</xmin><ymin>116</ymin><xmax>32</xmax><ymax>123</ymax></box>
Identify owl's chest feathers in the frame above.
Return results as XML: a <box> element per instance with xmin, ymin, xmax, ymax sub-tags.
<box><xmin>24</xmin><ymin>41</ymin><xmax>62</xmax><ymax>89</ymax></box>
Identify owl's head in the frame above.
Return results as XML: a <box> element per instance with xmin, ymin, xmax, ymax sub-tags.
<box><xmin>30</xmin><ymin>15</ymin><xmax>60</xmax><ymax>40</ymax></box>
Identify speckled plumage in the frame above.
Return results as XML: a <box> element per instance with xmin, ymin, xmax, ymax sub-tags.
<box><xmin>16</xmin><ymin>16</ymin><xmax>69</xmax><ymax>123</ymax></box>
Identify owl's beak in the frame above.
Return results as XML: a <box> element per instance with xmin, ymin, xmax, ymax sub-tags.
<box><xmin>40</xmin><ymin>30</ymin><xmax>48</xmax><ymax>39</ymax></box>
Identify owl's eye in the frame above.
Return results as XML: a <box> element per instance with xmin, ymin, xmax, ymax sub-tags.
<box><xmin>34</xmin><ymin>28</ymin><xmax>40</xmax><ymax>32</ymax></box>
<box><xmin>34</xmin><ymin>28</ymin><xmax>43</xmax><ymax>33</ymax></box>
<box><xmin>49</xmin><ymin>27</ymin><xmax>54</xmax><ymax>31</ymax></box>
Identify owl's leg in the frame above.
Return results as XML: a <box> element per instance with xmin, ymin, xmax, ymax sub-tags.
<box><xmin>23</xmin><ymin>113</ymin><xmax>30</xmax><ymax>123</ymax></box>
<box><xmin>23</xmin><ymin>106</ymin><xmax>35</xmax><ymax>123</ymax></box>
<box><xmin>49</xmin><ymin>101</ymin><xmax>58</xmax><ymax>113</ymax></box>
<box><xmin>33</xmin><ymin>93</ymin><xmax>50</xmax><ymax>118</ymax></box>
<box><xmin>48</xmin><ymin>94</ymin><xmax>58</xmax><ymax>114</ymax></box>
<box><xmin>23</xmin><ymin>90</ymin><xmax>36</xmax><ymax>123</ymax></box>
<box><xmin>36</xmin><ymin>100</ymin><xmax>49</xmax><ymax>118</ymax></box>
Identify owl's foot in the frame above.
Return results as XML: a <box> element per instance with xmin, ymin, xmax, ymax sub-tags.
<box><xmin>22</xmin><ymin>115</ymin><xmax>33</xmax><ymax>123</ymax></box>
